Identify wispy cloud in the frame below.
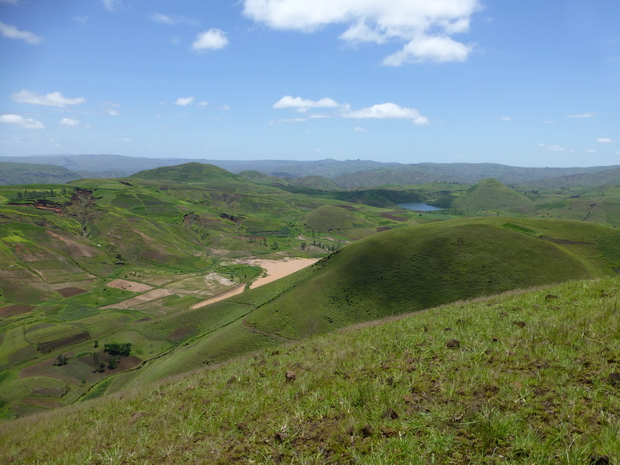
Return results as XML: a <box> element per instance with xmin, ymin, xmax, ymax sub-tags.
<box><xmin>149</xmin><ymin>13</ymin><xmax>199</xmax><ymax>26</ymax></box>
<box><xmin>192</xmin><ymin>29</ymin><xmax>229</xmax><ymax>51</ymax></box>
<box><xmin>72</xmin><ymin>16</ymin><xmax>89</xmax><ymax>24</ymax></box>
<box><xmin>500</xmin><ymin>116</ymin><xmax>511</xmax><ymax>121</ymax></box>
<box><xmin>102</xmin><ymin>0</ymin><xmax>122</xmax><ymax>13</ymax></box>
<box><xmin>0</xmin><ymin>21</ymin><xmax>42</xmax><ymax>44</ymax></box>
<box><xmin>566</xmin><ymin>112</ymin><xmax>595</xmax><ymax>118</ymax></box>
<box><xmin>538</xmin><ymin>143</ymin><xmax>567</xmax><ymax>151</ymax></box>
<box><xmin>102</xmin><ymin>101</ymin><xmax>120</xmax><ymax>116</ymax></box>
<box><xmin>0</xmin><ymin>114</ymin><xmax>44</xmax><ymax>129</ymax></box>
<box><xmin>597</xmin><ymin>137</ymin><xmax>615</xmax><ymax>143</ymax></box>
<box><xmin>11</xmin><ymin>89</ymin><xmax>86</xmax><ymax>107</ymax></box>
<box><xmin>269</xmin><ymin>118</ymin><xmax>307</xmax><ymax>125</ymax></box>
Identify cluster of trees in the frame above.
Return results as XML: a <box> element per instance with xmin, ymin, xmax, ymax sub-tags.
<box><xmin>90</xmin><ymin>342</ymin><xmax>132</xmax><ymax>372</ymax></box>
<box><xmin>104</xmin><ymin>342</ymin><xmax>132</xmax><ymax>357</ymax></box>
<box><xmin>312</xmin><ymin>241</ymin><xmax>341</xmax><ymax>252</ymax></box>
<box><xmin>10</xmin><ymin>188</ymin><xmax>70</xmax><ymax>202</ymax></box>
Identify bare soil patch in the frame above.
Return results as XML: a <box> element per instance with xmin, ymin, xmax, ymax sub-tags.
<box><xmin>101</xmin><ymin>288</ymin><xmax>173</xmax><ymax>309</ymax></box>
<box><xmin>249</xmin><ymin>258</ymin><xmax>318</xmax><ymax>288</ymax></box>
<box><xmin>140</xmin><ymin>250</ymin><xmax>171</xmax><ymax>263</ymax></box>
<box><xmin>168</xmin><ymin>326</ymin><xmax>197</xmax><ymax>342</ymax></box>
<box><xmin>0</xmin><ymin>305</ymin><xmax>35</xmax><ymax>317</ymax></box>
<box><xmin>30</xmin><ymin>386</ymin><xmax>67</xmax><ymax>397</ymax></box>
<box><xmin>45</xmin><ymin>231</ymin><xmax>98</xmax><ymax>258</ymax></box>
<box><xmin>545</xmin><ymin>238</ymin><xmax>592</xmax><ymax>245</ymax></box>
<box><xmin>39</xmin><ymin>332</ymin><xmax>90</xmax><ymax>353</ymax></box>
<box><xmin>380</xmin><ymin>212</ymin><xmax>409</xmax><ymax>221</ymax></box>
<box><xmin>21</xmin><ymin>398</ymin><xmax>62</xmax><ymax>409</ymax></box>
<box><xmin>106</xmin><ymin>279</ymin><xmax>153</xmax><ymax>293</ymax></box>
<box><xmin>335</xmin><ymin>204</ymin><xmax>360</xmax><ymax>211</ymax></box>
<box><xmin>56</xmin><ymin>287</ymin><xmax>87</xmax><ymax>298</ymax></box>
<box><xmin>190</xmin><ymin>285</ymin><xmax>245</xmax><ymax>309</ymax></box>
<box><xmin>191</xmin><ymin>258</ymin><xmax>318</xmax><ymax>309</ymax></box>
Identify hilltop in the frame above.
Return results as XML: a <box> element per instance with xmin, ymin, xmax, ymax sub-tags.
<box><xmin>451</xmin><ymin>178</ymin><xmax>534</xmax><ymax>212</ymax></box>
<box><xmin>1</xmin><ymin>276</ymin><xmax>619</xmax><ymax>463</ymax></box>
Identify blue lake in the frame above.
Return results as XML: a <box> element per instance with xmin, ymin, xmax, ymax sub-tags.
<box><xmin>397</xmin><ymin>202</ymin><xmax>444</xmax><ymax>211</ymax></box>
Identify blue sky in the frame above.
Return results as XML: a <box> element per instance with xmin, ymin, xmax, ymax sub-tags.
<box><xmin>0</xmin><ymin>0</ymin><xmax>619</xmax><ymax>167</ymax></box>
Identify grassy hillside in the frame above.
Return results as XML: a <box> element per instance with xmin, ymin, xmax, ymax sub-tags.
<box><xmin>244</xmin><ymin>217</ymin><xmax>620</xmax><ymax>341</ymax></box>
<box><xmin>0</xmin><ymin>164</ymin><xmax>429</xmax><ymax>416</ymax></box>
<box><xmin>0</xmin><ymin>162</ymin><xmax>84</xmax><ymax>185</ymax></box>
<box><xmin>451</xmin><ymin>178</ymin><xmax>534</xmax><ymax>212</ymax></box>
<box><xmin>1</xmin><ymin>276</ymin><xmax>619</xmax><ymax>463</ymax></box>
<box><xmin>68</xmin><ymin>217</ymin><xmax>620</xmax><ymax>400</ymax></box>
<box><xmin>333</xmin><ymin>163</ymin><xmax>619</xmax><ymax>188</ymax></box>
<box><xmin>522</xmin><ymin>166</ymin><xmax>620</xmax><ymax>190</ymax></box>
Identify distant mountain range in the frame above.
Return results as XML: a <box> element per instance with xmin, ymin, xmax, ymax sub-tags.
<box><xmin>1</xmin><ymin>154</ymin><xmax>618</xmax><ymax>188</ymax></box>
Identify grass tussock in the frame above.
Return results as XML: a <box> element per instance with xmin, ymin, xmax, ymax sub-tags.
<box><xmin>1</xmin><ymin>276</ymin><xmax>619</xmax><ymax>463</ymax></box>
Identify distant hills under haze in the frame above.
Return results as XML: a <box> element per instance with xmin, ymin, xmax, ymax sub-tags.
<box><xmin>1</xmin><ymin>154</ymin><xmax>619</xmax><ymax>188</ymax></box>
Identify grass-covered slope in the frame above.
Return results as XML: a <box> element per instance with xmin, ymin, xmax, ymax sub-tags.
<box><xmin>130</xmin><ymin>162</ymin><xmax>247</xmax><ymax>184</ymax></box>
<box><xmin>1</xmin><ymin>276</ymin><xmax>619</xmax><ymax>463</ymax></box>
<box><xmin>452</xmin><ymin>178</ymin><xmax>534</xmax><ymax>212</ymax></box>
<box><xmin>0</xmin><ymin>162</ymin><xmax>84</xmax><ymax>185</ymax></box>
<box><xmin>99</xmin><ymin>217</ymin><xmax>620</xmax><ymax>392</ymax></box>
<box><xmin>246</xmin><ymin>218</ymin><xmax>620</xmax><ymax>340</ymax></box>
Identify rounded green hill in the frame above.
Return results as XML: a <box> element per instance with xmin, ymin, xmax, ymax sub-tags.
<box><xmin>246</xmin><ymin>217</ymin><xmax>620</xmax><ymax>339</ymax></box>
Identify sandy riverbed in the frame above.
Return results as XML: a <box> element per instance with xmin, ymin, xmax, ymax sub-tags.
<box><xmin>190</xmin><ymin>257</ymin><xmax>318</xmax><ymax>309</ymax></box>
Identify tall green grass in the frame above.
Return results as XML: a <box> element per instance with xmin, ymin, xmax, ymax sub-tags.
<box><xmin>1</xmin><ymin>276</ymin><xmax>619</xmax><ymax>463</ymax></box>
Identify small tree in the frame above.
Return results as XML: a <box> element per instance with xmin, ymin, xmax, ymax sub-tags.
<box><xmin>55</xmin><ymin>354</ymin><xmax>68</xmax><ymax>366</ymax></box>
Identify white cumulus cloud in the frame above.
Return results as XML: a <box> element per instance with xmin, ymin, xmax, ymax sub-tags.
<box><xmin>243</xmin><ymin>0</ymin><xmax>480</xmax><ymax>64</ymax></box>
<box><xmin>198</xmin><ymin>101</ymin><xmax>209</xmax><ymax>107</ymax></box>
<box><xmin>0</xmin><ymin>114</ymin><xmax>44</xmax><ymax>129</ymax></box>
<box><xmin>60</xmin><ymin>118</ymin><xmax>80</xmax><ymax>126</ymax></box>
<box><xmin>0</xmin><ymin>21</ymin><xmax>42</xmax><ymax>44</ymax></box>
<box><xmin>597</xmin><ymin>137</ymin><xmax>614</xmax><ymax>143</ymax></box>
<box><xmin>192</xmin><ymin>29</ymin><xmax>228</xmax><ymax>51</ymax></box>
<box><xmin>383</xmin><ymin>35</ymin><xmax>473</xmax><ymax>65</ymax></box>
<box><xmin>273</xmin><ymin>96</ymin><xmax>341</xmax><ymax>113</ymax></box>
<box><xmin>11</xmin><ymin>89</ymin><xmax>86</xmax><ymax>107</ymax></box>
<box><xmin>343</xmin><ymin>103</ymin><xmax>429</xmax><ymax>125</ymax></box>
<box><xmin>176</xmin><ymin>97</ymin><xmax>194</xmax><ymax>106</ymax></box>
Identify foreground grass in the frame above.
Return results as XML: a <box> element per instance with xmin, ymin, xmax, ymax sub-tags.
<box><xmin>1</xmin><ymin>277</ymin><xmax>620</xmax><ymax>464</ymax></box>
